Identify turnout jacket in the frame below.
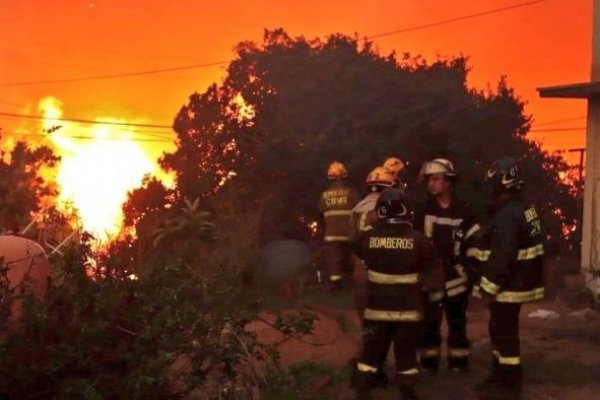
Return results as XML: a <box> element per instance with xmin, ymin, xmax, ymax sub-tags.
<box><xmin>354</xmin><ymin>222</ymin><xmax>445</xmax><ymax>322</ymax></box>
<box><xmin>349</xmin><ymin>192</ymin><xmax>380</xmax><ymax>241</ymax></box>
<box><xmin>318</xmin><ymin>179</ymin><xmax>360</xmax><ymax>242</ymax></box>
<box><xmin>414</xmin><ymin>198</ymin><xmax>478</xmax><ymax>298</ymax></box>
<box><xmin>468</xmin><ymin>197</ymin><xmax>545</xmax><ymax>303</ymax></box>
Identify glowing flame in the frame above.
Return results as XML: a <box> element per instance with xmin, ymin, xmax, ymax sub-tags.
<box><xmin>38</xmin><ymin>96</ymin><xmax>172</xmax><ymax>243</ymax></box>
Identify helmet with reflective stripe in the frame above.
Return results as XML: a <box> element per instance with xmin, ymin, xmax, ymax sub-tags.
<box><xmin>418</xmin><ymin>158</ymin><xmax>457</xmax><ymax>182</ymax></box>
<box><xmin>366</xmin><ymin>166</ymin><xmax>395</xmax><ymax>192</ymax></box>
<box><xmin>383</xmin><ymin>157</ymin><xmax>405</xmax><ymax>177</ymax></box>
<box><xmin>376</xmin><ymin>188</ymin><xmax>410</xmax><ymax>222</ymax></box>
<box><xmin>485</xmin><ymin>157</ymin><xmax>524</xmax><ymax>192</ymax></box>
<box><xmin>327</xmin><ymin>161</ymin><xmax>348</xmax><ymax>179</ymax></box>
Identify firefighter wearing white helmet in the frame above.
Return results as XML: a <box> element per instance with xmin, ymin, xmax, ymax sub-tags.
<box><xmin>414</xmin><ymin>158</ymin><xmax>479</xmax><ymax>373</ymax></box>
<box><xmin>318</xmin><ymin>161</ymin><xmax>360</xmax><ymax>290</ymax></box>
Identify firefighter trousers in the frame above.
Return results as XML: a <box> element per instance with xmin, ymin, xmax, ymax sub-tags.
<box><xmin>323</xmin><ymin>241</ymin><xmax>354</xmax><ymax>285</ymax></box>
<box><xmin>421</xmin><ymin>292</ymin><xmax>470</xmax><ymax>369</ymax></box>
<box><xmin>489</xmin><ymin>302</ymin><xmax>522</xmax><ymax>368</ymax></box>
<box><xmin>357</xmin><ymin>320</ymin><xmax>421</xmax><ymax>380</ymax></box>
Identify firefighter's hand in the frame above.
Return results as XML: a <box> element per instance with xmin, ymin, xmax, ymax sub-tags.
<box><xmin>428</xmin><ymin>290</ymin><xmax>444</xmax><ymax>303</ymax></box>
<box><xmin>472</xmin><ymin>285</ymin><xmax>495</xmax><ymax>308</ymax></box>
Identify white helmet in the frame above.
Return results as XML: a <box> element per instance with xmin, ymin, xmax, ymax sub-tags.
<box><xmin>418</xmin><ymin>158</ymin><xmax>456</xmax><ymax>182</ymax></box>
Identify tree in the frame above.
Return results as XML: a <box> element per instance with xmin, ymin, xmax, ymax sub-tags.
<box><xmin>0</xmin><ymin>131</ymin><xmax>60</xmax><ymax>233</ymax></box>
<box><xmin>126</xmin><ymin>28</ymin><xmax>580</xmax><ymax>256</ymax></box>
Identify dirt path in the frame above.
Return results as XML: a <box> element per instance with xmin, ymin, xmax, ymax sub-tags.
<box><xmin>255</xmin><ymin>289</ymin><xmax>600</xmax><ymax>399</ymax></box>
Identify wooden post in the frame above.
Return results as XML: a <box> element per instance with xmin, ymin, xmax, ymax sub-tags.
<box><xmin>581</xmin><ymin>0</ymin><xmax>600</xmax><ymax>272</ymax></box>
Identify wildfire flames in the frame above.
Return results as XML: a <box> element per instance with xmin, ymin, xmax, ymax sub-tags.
<box><xmin>38</xmin><ymin>97</ymin><xmax>172</xmax><ymax>243</ymax></box>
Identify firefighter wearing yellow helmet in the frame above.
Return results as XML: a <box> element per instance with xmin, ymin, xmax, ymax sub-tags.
<box><xmin>383</xmin><ymin>157</ymin><xmax>406</xmax><ymax>187</ymax></box>
<box><xmin>318</xmin><ymin>161</ymin><xmax>360</xmax><ymax>290</ymax></box>
<box><xmin>414</xmin><ymin>158</ymin><xmax>479</xmax><ymax>373</ymax></box>
<box><xmin>347</xmin><ymin>166</ymin><xmax>397</xmax><ymax>388</ymax></box>
<box><xmin>350</xmin><ymin>167</ymin><xmax>397</xmax><ymax>314</ymax></box>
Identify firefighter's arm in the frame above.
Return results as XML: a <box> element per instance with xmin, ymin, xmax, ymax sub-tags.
<box><xmin>350</xmin><ymin>230</ymin><xmax>366</xmax><ymax>260</ymax></box>
<box><xmin>348</xmin><ymin>186</ymin><xmax>361</xmax><ymax>208</ymax></box>
<box><xmin>480</xmin><ymin>213</ymin><xmax>519</xmax><ymax>296</ymax></box>
<box><xmin>456</xmin><ymin>219</ymin><xmax>483</xmax><ymax>279</ymax></box>
<box><xmin>348</xmin><ymin>212</ymin><xmax>359</xmax><ymax>243</ymax></box>
<box><xmin>316</xmin><ymin>194</ymin><xmax>326</xmax><ymax>241</ymax></box>
<box><xmin>420</xmin><ymin>238</ymin><xmax>445</xmax><ymax>302</ymax></box>
<box><xmin>412</xmin><ymin>206</ymin><xmax>425</xmax><ymax>232</ymax></box>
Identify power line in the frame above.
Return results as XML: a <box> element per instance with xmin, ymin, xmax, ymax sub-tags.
<box><xmin>0</xmin><ymin>111</ymin><xmax>173</xmax><ymax>129</ymax></box>
<box><xmin>366</xmin><ymin>0</ymin><xmax>548</xmax><ymax>39</ymax></box>
<box><xmin>529</xmin><ymin>127</ymin><xmax>586</xmax><ymax>132</ymax></box>
<box><xmin>0</xmin><ymin>60</ymin><xmax>230</xmax><ymax>87</ymax></box>
<box><xmin>0</xmin><ymin>100</ymin><xmax>22</xmax><ymax>108</ymax></box>
<box><xmin>2</xmin><ymin>109</ymin><xmax>586</xmax><ymax>136</ymax></box>
<box><xmin>0</xmin><ymin>1</ymin><xmax>547</xmax><ymax>87</ymax></box>
<box><xmin>533</xmin><ymin>116</ymin><xmax>586</xmax><ymax>126</ymax></box>
<box><xmin>16</xmin><ymin>132</ymin><xmax>174</xmax><ymax>143</ymax></box>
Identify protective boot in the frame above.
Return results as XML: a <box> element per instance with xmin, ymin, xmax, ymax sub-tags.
<box><xmin>398</xmin><ymin>377</ymin><xmax>418</xmax><ymax>400</ymax></box>
<box><xmin>498</xmin><ymin>365</ymin><xmax>523</xmax><ymax>398</ymax></box>
<box><xmin>420</xmin><ymin>357</ymin><xmax>439</xmax><ymax>373</ymax></box>
<box><xmin>352</xmin><ymin>370</ymin><xmax>376</xmax><ymax>400</ymax></box>
<box><xmin>330</xmin><ymin>279</ymin><xmax>343</xmax><ymax>292</ymax></box>
<box><xmin>474</xmin><ymin>357</ymin><xmax>501</xmax><ymax>392</ymax></box>
<box><xmin>475</xmin><ymin>364</ymin><xmax>522</xmax><ymax>400</ymax></box>
<box><xmin>374</xmin><ymin>364</ymin><xmax>389</xmax><ymax>388</ymax></box>
<box><xmin>448</xmin><ymin>356</ymin><xmax>469</xmax><ymax>373</ymax></box>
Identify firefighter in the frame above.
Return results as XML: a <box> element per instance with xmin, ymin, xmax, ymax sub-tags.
<box><xmin>349</xmin><ymin>166</ymin><xmax>397</xmax><ymax>386</ymax></box>
<box><xmin>318</xmin><ymin>161</ymin><xmax>361</xmax><ymax>290</ymax></box>
<box><xmin>352</xmin><ymin>188</ymin><xmax>444</xmax><ymax>400</ymax></box>
<box><xmin>414</xmin><ymin>158</ymin><xmax>478</xmax><ymax>372</ymax></box>
<box><xmin>471</xmin><ymin>157</ymin><xmax>544</xmax><ymax>398</ymax></box>
<box><xmin>382</xmin><ymin>157</ymin><xmax>406</xmax><ymax>188</ymax></box>
<box><xmin>350</xmin><ymin>167</ymin><xmax>396</xmax><ymax>320</ymax></box>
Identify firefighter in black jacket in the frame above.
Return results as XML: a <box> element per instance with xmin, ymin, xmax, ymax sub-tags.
<box><xmin>349</xmin><ymin>166</ymin><xmax>397</xmax><ymax>322</ymax></box>
<box><xmin>319</xmin><ymin>161</ymin><xmax>361</xmax><ymax>290</ymax></box>
<box><xmin>469</xmin><ymin>157</ymin><xmax>544</xmax><ymax>398</ymax></box>
<box><xmin>352</xmin><ymin>188</ymin><xmax>444</xmax><ymax>400</ymax></box>
<box><xmin>414</xmin><ymin>158</ymin><xmax>478</xmax><ymax>372</ymax></box>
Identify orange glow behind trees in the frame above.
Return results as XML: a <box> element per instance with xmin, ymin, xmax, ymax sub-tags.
<box><xmin>38</xmin><ymin>96</ymin><xmax>173</xmax><ymax>243</ymax></box>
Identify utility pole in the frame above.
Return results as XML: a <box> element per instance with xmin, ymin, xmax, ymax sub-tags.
<box><xmin>568</xmin><ymin>147</ymin><xmax>586</xmax><ymax>181</ymax></box>
<box><xmin>538</xmin><ymin>0</ymin><xmax>600</xmax><ymax>273</ymax></box>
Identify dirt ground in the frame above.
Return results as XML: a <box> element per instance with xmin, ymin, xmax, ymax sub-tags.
<box><xmin>253</xmin><ymin>287</ymin><xmax>600</xmax><ymax>399</ymax></box>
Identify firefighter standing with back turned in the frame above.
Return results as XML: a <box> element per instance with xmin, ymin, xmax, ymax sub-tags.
<box><xmin>414</xmin><ymin>158</ymin><xmax>478</xmax><ymax>372</ymax></box>
<box><xmin>349</xmin><ymin>165</ymin><xmax>398</xmax><ymax>321</ymax></box>
<box><xmin>319</xmin><ymin>161</ymin><xmax>361</xmax><ymax>290</ymax></box>
<box><xmin>352</xmin><ymin>188</ymin><xmax>444</xmax><ymax>400</ymax></box>
<box><xmin>470</xmin><ymin>157</ymin><xmax>544</xmax><ymax>399</ymax></box>
<box><xmin>350</xmin><ymin>157</ymin><xmax>406</xmax><ymax>312</ymax></box>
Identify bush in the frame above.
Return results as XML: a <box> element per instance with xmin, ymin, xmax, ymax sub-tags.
<box><xmin>0</xmin><ymin>234</ymin><xmax>315</xmax><ymax>399</ymax></box>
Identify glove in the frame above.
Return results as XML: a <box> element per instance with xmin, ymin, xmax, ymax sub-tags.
<box><xmin>428</xmin><ymin>290</ymin><xmax>444</xmax><ymax>303</ymax></box>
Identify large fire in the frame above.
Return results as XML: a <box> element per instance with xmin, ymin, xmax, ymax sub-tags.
<box><xmin>38</xmin><ymin>97</ymin><xmax>172</xmax><ymax>243</ymax></box>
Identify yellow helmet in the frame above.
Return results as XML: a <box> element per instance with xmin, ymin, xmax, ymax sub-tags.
<box><xmin>383</xmin><ymin>157</ymin><xmax>405</xmax><ymax>177</ymax></box>
<box><xmin>366</xmin><ymin>166</ymin><xmax>395</xmax><ymax>188</ymax></box>
<box><xmin>327</xmin><ymin>161</ymin><xmax>348</xmax><ymax>179</ymax></box>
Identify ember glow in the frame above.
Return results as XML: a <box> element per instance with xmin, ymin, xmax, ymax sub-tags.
<box><xmin>39</xmin><ymin>96</ymin><xmax>172</xmax><ymax>243</ymax></box>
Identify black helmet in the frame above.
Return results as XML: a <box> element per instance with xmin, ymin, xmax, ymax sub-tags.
<box><xmin>484</xmin><ymin>157</ymin><xmax>524</xmax><ymax>193</ymax></box>
<box><xmin>376</xmin><ymin>188</ymin><xmax>410</xmax><ymax>222</ymax></box>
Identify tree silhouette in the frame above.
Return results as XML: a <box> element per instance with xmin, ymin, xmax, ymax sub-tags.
<box><xmin>0</xmin><ymin>132</ymin><xmax>60</xmax><ymax>233</ymax></box>
<box><xmin>126</xmin><ymin>29</ymin><xmax>580</xmax><ymax>253</ymax></box>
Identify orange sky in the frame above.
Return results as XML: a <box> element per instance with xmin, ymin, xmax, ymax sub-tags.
<box><xmin>0</xmin><ymin>0</ymin><xmax>592</xmax><ymax>165</ymax></box>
